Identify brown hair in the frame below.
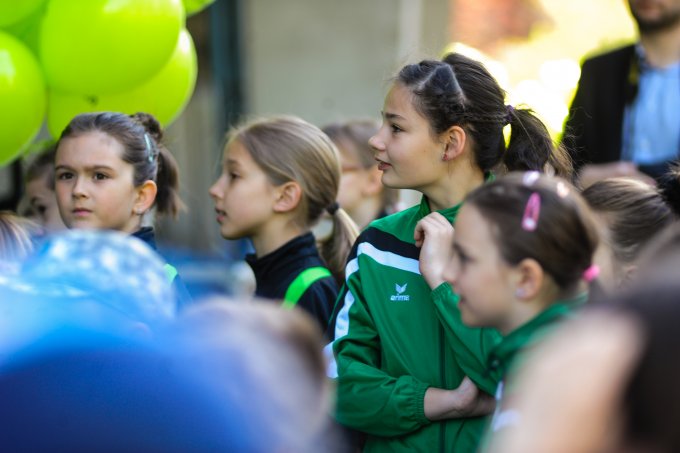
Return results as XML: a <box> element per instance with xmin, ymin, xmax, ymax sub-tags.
<box><xmin>322</xmin><ymin>119</ymin><xmax>399</xmax><ymax>215</ymax></box>
<box><xmin>228</xmin><ymin>116</ymin><xmax>359</xmax><ymax>284</ymax></box>
<box><xmin>397</xmin><ymin>53</ymin><xmax>573</xmax><ymax>179</ymax></box>
<box><xmin>57</xmin><ymin>112</ymin><xmax>184</xmax><ymax>217</ymax></box>
<box><xmin>465</xmin><ymin>172</ymin><xmax>599</xmax><ymax>291</ymax></box>
<box><xmin>582</xmin><ymin>178</ymin><xmax>675</xmax><ymax>266</ymax></box>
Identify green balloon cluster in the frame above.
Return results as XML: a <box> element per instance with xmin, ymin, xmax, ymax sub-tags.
<box><xmin>184</xmin><ymin>0</ymin><xmax>216</xmax><ymax>16</ymax></box>
<box><xmin>0</xmin><ymin>0</ymin><xmax>201</xmax><ymax>166</ymax></box>
<box><xmin>0</xmin><ymin>32</ymin><xmax>46</xmax><ymax>166</ymax></box>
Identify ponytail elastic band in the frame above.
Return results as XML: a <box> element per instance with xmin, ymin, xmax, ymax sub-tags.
<box><xmin>583</xmin><ymin>264</ymin><xmax>600</xmax><ymax>283</ymax></box>
<box><xmin>326</xmin><ymin>202</ymin><xmax>340</xmax><ymax>215</ymax></box>
<box><xmin>505</xmin><ymin>104</ymin><xmax>515</xmax><ymax>125</ymax></box>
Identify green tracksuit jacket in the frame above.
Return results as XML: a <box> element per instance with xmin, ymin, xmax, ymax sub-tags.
<box><xmin>332</xmin><ymin>197</ymin><xmax>501</xmax><ymax>453</ymax></box>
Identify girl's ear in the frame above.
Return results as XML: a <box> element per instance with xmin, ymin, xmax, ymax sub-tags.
<box><xmin>273</xmin><ymin>181</ymin><xmax>302</xmax><ymax>213</ymax></box>
<box><xmin>514</xmin><ymin>258</ymin><xmax>545</xmax><ymax>300</ymax></box>
<box><xmin>134</xmin><ymin>180</ymin><xmax>158</xmax><ymax>215</ymax></box>
<box><xmin>441</xmin><ymin>125</ymin><xmax>467</xmax><ymax>162</ymax></box>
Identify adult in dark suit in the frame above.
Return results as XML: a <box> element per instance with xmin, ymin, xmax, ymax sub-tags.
<box><xmin>563</xmin><ymin>0</ymin><xmax>680</xmax><ymax>187</ymax></box>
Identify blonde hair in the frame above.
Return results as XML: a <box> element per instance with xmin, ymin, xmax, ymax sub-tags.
<box><xmin>0</xmin><ymin>212</ymin><xmax>33</xmax><ymax>266</ymax></box>
<box><xmin>228</xmin><ymin>116</ymin><xmax>359</xmax><ymax>284</ymax></box>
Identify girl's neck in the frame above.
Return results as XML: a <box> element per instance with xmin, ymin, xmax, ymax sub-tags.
<box><xmin>500</xmin><ymin>285</ymin><xmax>583</xmax><ymax>335</ymax></box>
<box><xmin>251</xmin><ymin>221</ymin><xmax>306</xmax><ymax>258</ymax></box>
<box><xmin>424</xmin><ymin>164</ymin><xmax>485</xmax><ymax>212</ymax></box>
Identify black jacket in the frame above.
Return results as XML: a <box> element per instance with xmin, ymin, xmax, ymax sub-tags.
<box><xmin>132</xmin><ymin>227</ymin><xmax>193</xmax><ymax>310</ymax></box>
<box><xmin>563</xmin><ymin>44</ymin><xmax>674</xmax><ymax>178</ymax></box>
<box><xmin>563</xmin><ymin>45</ymin><xmax>636</xmax><ymax>170</ymax></box>
<box><xmin>246</xmin><ymin>232</ymin><xmax>337</xmax><ymax>335</ymax></box>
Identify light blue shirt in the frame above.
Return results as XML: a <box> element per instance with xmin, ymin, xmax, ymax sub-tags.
<box><xmin>621</xmin><ymin>52</ymin><xmax>680</xmax><ymax>165</ymax></box>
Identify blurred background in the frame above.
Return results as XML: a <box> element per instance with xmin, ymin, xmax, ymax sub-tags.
<box><xmin>0</xmin><ymin>0</ymin><xmax>636</xmax><ymax>297</ymax></box>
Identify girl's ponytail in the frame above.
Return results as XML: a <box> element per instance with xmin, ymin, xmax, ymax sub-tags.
<box><xmin>319</xmin><ymin>205</ymin><xmax>359</xmax><ymax>286</ymax></box>
<box><xmin>155</xmin><ymin>146</ymin><xmax>184</xmax><ymax>218</ymax></box>
<box><xmin>504</xmin><ymin>107</ymin><xmax>574</xmax><ymax>179</ymax></box>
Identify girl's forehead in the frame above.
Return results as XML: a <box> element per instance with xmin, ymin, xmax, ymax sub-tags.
<box><xmin>223</xmin><ymin>139</ymin><xmax>252</xmax><ymax>162</ymax></box>
<box><xmin>384</xmin><ymin>83</ymin><xmax>415</xmax><ymax>112</ymax></box>
<box><xmin>56</xmin><ymin>131</ymin><xmax>127</xmax><ymax>165</ymax></box>
<box><xmin>59</xmin><ymin>131</ymin><xmax>124</xmax><ymax>154</ymax></box>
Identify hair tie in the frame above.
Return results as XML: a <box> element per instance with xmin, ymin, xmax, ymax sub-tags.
<box><xmin>583</xmin><ymin>264</ymin><xmax>600</xmax><ymax>283</ymax></box>
<box><xmin>521</xmin><ymin>192</ymin><xmax>541</xmax><ymax>231</ymax></box>
<box><xmin>505</xmin><ymin>104</ymin><xmax>515</xmax><ymax>125</ymax></box>
<box><xmin>144</xmin><ymin>133</ymin><xmax>155</xmax><ymax>163</ymax></box>
<box><xmin>326</xmin><ymin>202</ymin><xmax>340</xmax><ymax>215</ymax></box>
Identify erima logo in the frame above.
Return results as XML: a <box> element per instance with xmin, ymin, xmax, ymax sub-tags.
<box><xmin>390</xmin><ymin>283</ymin><xmax>410</xmax><ymax>301</ymax></box>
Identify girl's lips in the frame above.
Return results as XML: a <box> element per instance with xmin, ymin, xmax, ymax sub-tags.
<box><xmin>377</xmin><ymin>161</ymin><xmax>392</xmax><ymax>171</ymax></box>
<box><xmin>72</xmin><ymin>209</ymin><xmax>91</xmax><ymax>217</ymax></box>
<box><xmin>215</xmin><ymin>209</ymin><xmax>226</xmax><ymax>223</ymax></box>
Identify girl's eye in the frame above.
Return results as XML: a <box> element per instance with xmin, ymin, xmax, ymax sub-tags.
<box><xmin>455</xmin><ymin>250</ymin><xmax>470</xmax><ymax>268</ymax></box>
<box><xmin>229</xmin><ymin>172</ymin><xmax>239</xmax><ymax>180</ymax></box>
<box><xmin>390</xmin><ymin>124</ymin><xmax>403</xmax><ymax>134</ymax></box>
<box><xmin>94</xmin><ymin>173</ymin><xmax>108</xmax><ymax>180</ymax></box>
<box><xmin>56</xmin><ymin>172</ymin><xmax>72</xmax><ymax>180</ymax></box>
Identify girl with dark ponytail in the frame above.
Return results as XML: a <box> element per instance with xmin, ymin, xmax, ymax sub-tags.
<box><xmin>54</xmin><ymin>111</ymin><xmax>191</xmax><ymax>308</ymax></box>
<box><xmin>330</xmin><ymin>53</ymin><xmax>570</xmax><ymax>452</ymax></box>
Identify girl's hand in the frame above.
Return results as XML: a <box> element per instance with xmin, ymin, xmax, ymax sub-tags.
<box><xmin>415</xmin><ymin>213</ymin><xmax>454</xmax><ymax>289</ymax></box>
<box><xmin>424</xmin><ymin>376</ymin><xmax>496</xmax><ymax>421</ymax></box>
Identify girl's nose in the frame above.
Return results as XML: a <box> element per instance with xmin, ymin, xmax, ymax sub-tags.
<box><xmin>208</xmin><ymin>176</ymin><xmax>224</xmax><ymax>199</ymax></box>
<box><xmin>368</xmin><ymin>131</ymin><xmax>385</xmax><ymax>153</ymax></box>
<box><xmin>72</xmin><ymin>177</ymin><xmax>88</xmax><ymax>198</ymax></box>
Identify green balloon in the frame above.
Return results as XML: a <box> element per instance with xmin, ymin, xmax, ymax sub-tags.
<box><xmin>3</xmin><ymin>1</ymin><xmax>47</xmax><ymax>56</ymax></box>
<box><xmin>0</xmin><ymin>0</ymin><xmax>45</xmax><ymax>27</ymax></box>
<box><xmin>0</xmin><ymin>31</ymin><xmax>46</xmax><ymax>166</ymax></box>
<box><xmin>48</xmin><ymin>29</ymin><xmax>198</xmax><ymax>137</ymax></box>
<box><xmin>183</xmin><ymin>0</ymin><xmax>215</xmax><ymax>16</ymax></box>
<box><xmin>40</xmin><ymin>0</ymin><xmax>184</xmax><ymax>95</ymax></box>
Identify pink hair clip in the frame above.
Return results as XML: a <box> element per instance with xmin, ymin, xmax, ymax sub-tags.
<box><xmin>583</xmin><ymin>264</ymin><xmax>600</xmax><ymax>283</ymax></box>
<box><xmin>521</xmin><ymin>192</ymin><xmax>541</xmax><ymax>231</ymax></box>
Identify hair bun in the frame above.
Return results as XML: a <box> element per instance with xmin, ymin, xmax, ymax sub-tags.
<box><xmin>131</xmin><ymin>112</ymin><xmax>163</xmax><ymax>143</ymax></box>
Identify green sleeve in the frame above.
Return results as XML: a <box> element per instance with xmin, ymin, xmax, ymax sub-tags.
<box><xmin>431</xmin><ymin>283</ymin><xmax>501</xmax><ymax>396</ymax></box>
<box><xmin>333</xmin><ymin>278</ymin><xmax>431</xmax><ymax>436</ymax></box>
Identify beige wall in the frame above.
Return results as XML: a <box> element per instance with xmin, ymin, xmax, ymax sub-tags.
<box><xmin>244</xmin><ymin>0</ymin><xmax>448</xmax><ymax>125</ymax></box>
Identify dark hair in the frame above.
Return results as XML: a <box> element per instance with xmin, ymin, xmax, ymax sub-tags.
<box><xmin>658</xmin><ymin>160</ymin><xmax>680</xmax><ymax>216</ymax></box>
<box><xmin>582</xmin><ymin>178</ymin><xmax>676</xmax><ymax>265</ymax></box>
<box><xmin>57</xmin><ymin>112</ymin><xmax>184</xmax><ymax>217</ymax></box>
<box><xmin>396</xmin><ymin>53</ymin><xmax>572</xmax><ymax>178</ymax></box>
<box><xmin>465</xmin><ymin>172</ymin><xmax>598</xmax><ymax>291</ymax></box>
<box><xmin>322</xmin><ymin>119</ymin><xmax>399</xmax><ymax>215</ymax></box>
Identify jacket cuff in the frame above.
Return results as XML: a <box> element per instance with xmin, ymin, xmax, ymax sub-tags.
<box><xmin>431</xmin><ymin>282</ymin><xmax>454</xmax><ymax>305</ymax></box>
<box><xmin>413</xmin><ymin>381</ymin><xmax>431</xmax><ymax>426</ymax></box>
